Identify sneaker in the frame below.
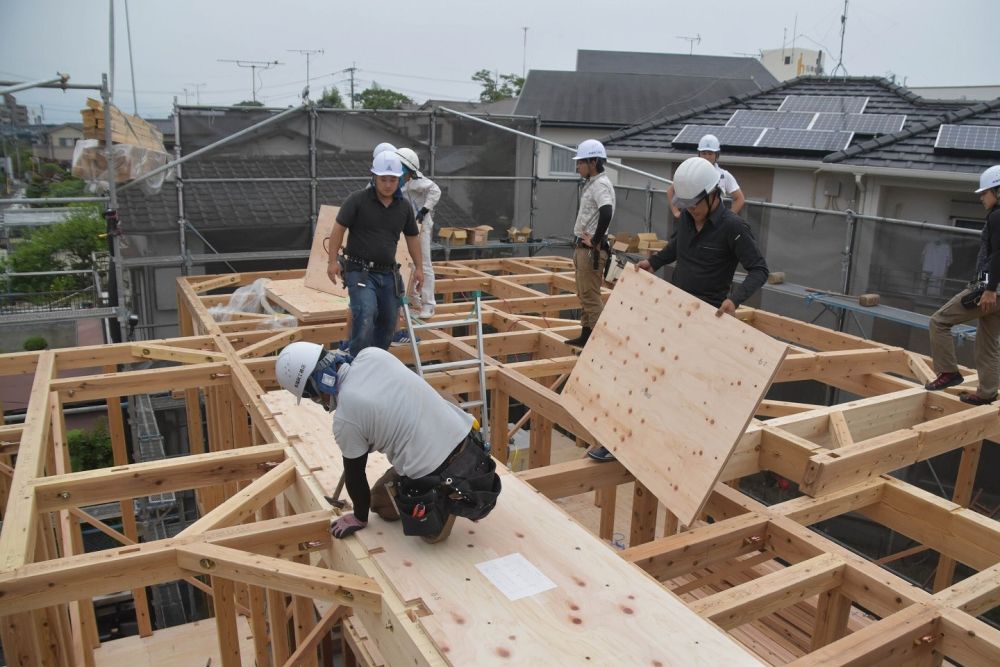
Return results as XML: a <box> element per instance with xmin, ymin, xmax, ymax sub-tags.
<box><xmin>960</xmin><ymin>392</ymin><xmax>997</xmax><ymax>406</ymax></box>
<box><xmin>924</xmin><ymin>372</ymin><xmax>963</xmax><ymax>391</ymax></box>
<box><xmin>587</xmin><ymin>445</ymin><xmax>616</xmax><ymax>462</ymax></box>
<box><xmin>390</xmin><ymin>330</ymin><xmax>418</xmax><ymax>347</ymax></box>
<box><xmin>418</xmin><ymin>309</ymin><xmax>434</xmax><ymax>319</ymax></box>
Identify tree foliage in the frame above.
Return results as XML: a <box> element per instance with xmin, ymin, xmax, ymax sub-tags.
<box><xmin>4</xmin><ymin>208</ymin><xmax>105</xmax><ymax>294</ymax></box>
<box><xmin>317</xmin><ymin>86</ymin><xmax>345</xmax><ymax>109</ymax></box>
<box><xmin>353</xmin><ymin>83</ymin><xmax>412</xmax><ymax>110</ymax></box>
<box><xmin>235</xmin><ymin>100</ymin><xmax>265</xmax><ymax>107</ymax></box>
<box><xmin>68</xmin><ymin>418</ymin><xmax>114</xmax><ymax>472</ymax></box>
<box><xmin>472</xmin><ymin>70</ymin><xmax>525</xmax><ymax>103</ymax></box>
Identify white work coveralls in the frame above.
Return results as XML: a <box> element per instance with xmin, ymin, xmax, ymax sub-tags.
<box><xmin>402</xmin><ymin>176</ymin><xmax>441</xmax><ymax>317</ymax></box>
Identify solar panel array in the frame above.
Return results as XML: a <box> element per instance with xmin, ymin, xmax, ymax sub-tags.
<box><xmin>671</xmin><ymin>125</ymin><xmax>765</xmax><ymax>149</ymax></box>
<box><xmin>727</xmin><ymin>110</ymin><xmax>815</xmax><ymax>129</ymax></box>
<box><xmin>811</xmin><ymin>113</ymin><xmax>907</xmax><ymax>134</ymax></box>
<box><xmin>934</xmin><ymin>125</ymin><xmax>1000</xmax><ymax>154</ymax></box>
<box><xmin>778</xmin><ymin>95</ymin><xmax>869</xmax><ymax>113</ymax></box>
<box><xmin>757</xmin><ymin>129</ymin><xmax>854</xmax><ymax>152</ymax></box>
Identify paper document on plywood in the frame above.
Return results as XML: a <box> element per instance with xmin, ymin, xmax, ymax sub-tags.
<box><xmin>475</xmin><ymin>553</ymin><xmax>557</xmax><ymax>601</ymax></box>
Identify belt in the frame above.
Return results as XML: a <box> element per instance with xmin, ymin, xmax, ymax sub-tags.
<box><xmin>574</xmin><ymin>237</ymin><xmax>609</xmax><ymax>250</ymax></box>
<box><xmin>431</xmin><ymin>433</ymin><xmax>473</xmax><ymax>476</ymax></box>
<box><xmin>341</xmin><ymin>253</ymin><xmax>398</xmax><ymax>272</ymax></box>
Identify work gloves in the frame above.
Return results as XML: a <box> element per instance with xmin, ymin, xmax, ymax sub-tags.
<box><xmin>416</xmin><ymin>207</ymin><xmax>429</xmax><ymax>223</ymax></box>
<box><xmin>330</xmin><ymin>513</ymin><xmax>367</xmax><ymax>539</ymax></box>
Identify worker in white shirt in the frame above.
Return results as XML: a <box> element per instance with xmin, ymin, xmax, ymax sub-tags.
<box><xmin>667</xmin><ymin>133</ymin><xmax>745</xmax><ymax>218</ymax></box>
<box><xmin>275</xmin><ymin>342</ymin><xmax>501</xmax><ymax>543</ymax></box>
<box><xmin>396</xmin><ymin>148</ymin><xmax>441</xmax><ymax>319</ymax></box>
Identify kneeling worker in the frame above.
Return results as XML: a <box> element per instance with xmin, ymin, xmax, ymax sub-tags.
<box><xmin>276</xmin><ymin>342</ymin><xmax>501</xmax><ymax>542</ymax></box>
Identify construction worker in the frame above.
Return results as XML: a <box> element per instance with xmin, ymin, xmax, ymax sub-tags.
<box><xmin>372</xmin><ymin>142</ymin><xmax>397</xmax><ymax>157</ymax></box>
<box><xmin>565</xmin><ymin>139</ymin><xmax>615</xmax><ymax>348</ymax></box>
<box><xmin>397</xmin><ymin>148</ymin><xmax>441</xmax><ymax>319</ymax></box>
<box><xmin>581</xmin><ymin>156</ymin><xmax>770</xmax><ymax>463</ymax></box>
<box><xmin>667</xmin><ymin>134</ymin><xmax>745</xmax><ymax>217</ymax></box>
<box><xmin>924</xmin><ymin>165</ymin><xmax>1000</xmax><ymax>405</ymax></box>
<box><xmin>327</xmin><ymin>151</ymin><xmax>424</xmax><ymax>355</ymax></box>
<box><xmin>275</xmin><ymin>342</ymin><xmax>501</xmax><ymax>542</ymax></box>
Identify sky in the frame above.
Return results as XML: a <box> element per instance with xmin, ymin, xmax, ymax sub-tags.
<box><xmin>1</xmin><ymin>0</ymin><xmax>995</xmax><ymax>124</ymax></box>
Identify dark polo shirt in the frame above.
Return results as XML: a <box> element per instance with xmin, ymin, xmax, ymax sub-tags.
<box><xmin>337</xmin><ymin>186</ymin><xmax>418</xmax><ymax>267</ymax></box>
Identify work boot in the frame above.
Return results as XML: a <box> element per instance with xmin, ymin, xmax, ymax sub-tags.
<box><xmin>924</xmin><ymin>372</ymin><xmax>963</xmax><ymax>391</ymax></box>
<box><xmin>421</xmin><ymin>514</ymin><xmax>456</xmax><ymax>544</ymax></box>
<box><xmin>960</xmin><ymin>392</ymin><xmax>997</xmax><ymax>406</ymax></box>
<box><xmin>565</xmin><ymin>326</ymin><xmax>592</xmax><ymax>347</ymax></box>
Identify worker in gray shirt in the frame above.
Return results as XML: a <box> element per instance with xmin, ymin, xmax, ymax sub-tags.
<box><xmin>276</xmin><ymin>342</ymin><xmax>501</xmax><ymax>543</ymax></box>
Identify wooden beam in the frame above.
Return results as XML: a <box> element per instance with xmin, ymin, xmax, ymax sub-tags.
<box><xmin>130</xmin><ymin>342</ymin><xmax>226</xmax><ymax>364</ymax></box>
<box><xmin>176</xmin><ymin>543</ymin><xmax>381</xmax><ymax>612</ymax></box>
<box><xmin>51</xmin><ymin>362</ymin><xmax>229</xmax><ymax>402</ymax></box>
<box><xmin>811</xmin><ymin>588</ymin><xmax>853</xmax><ymax>651</ymax></box>
<box><xmin>211</xmin><ymin>576</ymin><xmax>242</xmax><ymax>667</ymax></box>
<box><xmin>629</xmin><ymin>480</ymin><xmax>658</xmax><ymax>548</ymax></box>
<box><xmin>939</xmin><ymin>607</ymin><xmax>1000</xmax><ymax>666</ymax></box>
<box><xmin>690</xmin><ymin>553</ymin><xmax>846</xmax><ymax>630</ymax></box>
<box><xmin>518</xmin><ymin>457</ymin><xmax>634</xmax><ymax>499</ymax></box>
<box><xmin>32</xmin><ymin>443</ymin><xmax>286</xmax><ymax>511</ymax></box>
<box><xmin>282</xmin><ymin>604</ymin><xmax>349</xmax><ymax>667</ymax></box>
<box><xmin>933</xmin><ymin>441</ymin><xmax>982</xmax><ymax>592</ymax></box>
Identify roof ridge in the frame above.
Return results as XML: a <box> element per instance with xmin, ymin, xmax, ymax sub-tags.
<box><xmin>824</xmin><ymin>95</ymin><xmax>1000</xmax><ymax>163</ymax></box>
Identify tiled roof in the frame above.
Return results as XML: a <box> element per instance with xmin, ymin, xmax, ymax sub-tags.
<box><xmin>118</xmin><ymin>154</ymin><xmax>476</xmax><ymax>233</ymax></box>
<box><xmin>603</xmin><ymin>76</ymin><xmax>1000</xmax><ymax>174</ymax></box>
<box><xmin>576</xmin><ymin>50</ymin><xmax>778</xmax><ymax>84</ymax></box>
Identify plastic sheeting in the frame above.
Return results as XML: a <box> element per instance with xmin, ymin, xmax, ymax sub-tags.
<box><xmin>207</xmin><ymin>278</ymin><xmax>296</xmax><ymax>329</ymax></box>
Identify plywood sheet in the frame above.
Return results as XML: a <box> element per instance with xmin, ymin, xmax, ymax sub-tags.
<box><xmin>263</xmin><ymin>392</ymin><xmax>761</xmax><ymax>667</ymax></box>
<box><xmin>93</xmin><ymin>616</ymin><xmax>256</xmax><ymax>666</ymax></box>
<box><xmin>265</xmin><ymin>278</ymin><xmax>349</xmax><ymax>323</ymax></box>
<box><xmin>560</xmin><ymin>267</ymin><xmax>787</xmax><ymax>526</ymax></box>
<box><xmin>303</xmin><ymin>205</ymin><xmax>348</xmax><ymax>296</ymax></box>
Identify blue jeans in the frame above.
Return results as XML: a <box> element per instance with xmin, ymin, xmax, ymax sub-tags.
<box><xmin>346</xmin><ymin>269</ymin><xmax>400</xmax><ymax>355</ymax></box>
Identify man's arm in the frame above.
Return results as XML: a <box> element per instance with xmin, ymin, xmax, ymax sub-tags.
<box><xmin>342</xmin><ymin>453</ymin><xmax>371</xmax><ymax>520</ymax></box>
<box><xmin>728</xmin><ymin>221</ymin><xmax>769</xmax><ymax>308</ymax></box>
<box><xmin>326</xmin><ymin>222</ymin><xmax>349</xmax><ymax>286</ymax></box>
<box><xmin>729</xmin><ymin>188</ymin><xmax>746</xmax><ymax>215</ymax></box>
<box><xmin>982</xmin><ymin>210</ymin><xmax>1000</xmax><ymax>311</ymax></box>
<box><xmin>585</xmin><ymin>204</ymin><xmax>614</xmax><ymax>247</ymax></box>
<box><xmin>405</xmin><ymin>233</ymin><xmax>424</xmax><ymax>291</ymax></box>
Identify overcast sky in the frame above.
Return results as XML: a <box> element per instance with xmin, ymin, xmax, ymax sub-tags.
<box><xmin>2</xmin><ymin>0</ymin><xmax>995</xmax><ymax>124</ymax></box>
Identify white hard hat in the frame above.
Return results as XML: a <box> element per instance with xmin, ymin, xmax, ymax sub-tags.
<box><xmin>371</xmin><ymin>151</ymin><xmax>403</xmax><ymax>177</ymax></box>
<box><xmin>976</xmin><ymin>165</ymin><xmax>1000</xmax><ymax>194</ymax></box>
<box><xmin>572</xmin><ymin>139</ymin><xmax>607</xmax><ymax>161</ymax></box>
<box><xmin>671</xmin><ymin>157</ymin><xmax>721</xmax><ymax>209</ymax></box>
<box><xmin>697</xmin><ymin>134</ymin><xmax>721</xmax><ymax>153</ymax></box>
<box><xmin>276</xmin><ymin>342</ymin><xmax>324</xmax><ymax>404</ymax></box>
<box><xmin>395</xmin><ymin>148</ymin><xmax>422</xmax><ymax>176</ymax></box>
<box><xmin>372</xmin><ymin>142</ymin><xmax>397</xmax><ymax>158</ymax></box>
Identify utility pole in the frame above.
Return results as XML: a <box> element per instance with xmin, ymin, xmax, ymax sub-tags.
<box><xmin>184</xmin><ymin>82</ymin><xmax>205</xmax><ymax>104</ymax></box>
<box><xmin>218</xmin><ymin>59</ymin><xmax>282</xmax><ymax>103</ymax></box>
<box><xmin>521</xmin><ymin>27</ymin><xmax>529</xmax><ymax>80</ymax></box>
<box><xmin>346</xmin><ymin>63</ymin><xmax>357</xmax><ymax>109</ymax></box>
<box><xmin>288</xmin><ymin>49</ymin><xmax>324</xmax><ymax>86</ymax></box>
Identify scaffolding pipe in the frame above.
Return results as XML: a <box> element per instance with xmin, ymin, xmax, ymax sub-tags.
<box><xmin>0</xmin><ymin>196</ymin><xmax>108</xmax><ymax>205</ymax></box>
<box><xmin>118</xmin><ymin>104</ymin><xmax>304</xmax><ymax>193</ymax></box>
<box><xmin>174</xmin><ymin>99</ymin><xmax>189</xmax><ymax>275</ymax></box>
<box><xmin>308</xmin><ymin>102</ymin><xmax>318</xmax><ymax>236</ymax></box>
<box><xmin>0</xmin><ymin>73</ymin><xmax>69</xmax><ymax>96</ymax></box>
<box><xmin>438</xmin><ymin>106</ymin><xmax>673</xmax><ymax>186</ymax></box>
<box><xmin>0</xmin><ymin>79</ymin><xmax>97</xmax><ymax>92</ymax></box>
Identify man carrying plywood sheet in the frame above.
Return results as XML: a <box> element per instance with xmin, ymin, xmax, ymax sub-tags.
<box><xmin>275</xmin><ymin>342</ymin><xmax>501</xmax><ymax>543</ymax></box>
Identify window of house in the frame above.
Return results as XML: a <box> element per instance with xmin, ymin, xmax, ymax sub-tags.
<box><xmin>550</xmin><ymin>147</ymin><xmax>578</xmax><ymax>176</ymax></box>
<box><xmin>59</xmin><ymin>137</ymin><xmax>73</xmax><ymax>147</ymax></box>
<box><xmin>784</xmin><ymin>56</ymin><xmax>792</xmax><ymax>65</ymax></box>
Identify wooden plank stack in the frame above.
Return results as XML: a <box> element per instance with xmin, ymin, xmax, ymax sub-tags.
<box><xmin>80</xmin><ymin>98</ymin><xmax>165</xmax><ymax>152</ymax></box>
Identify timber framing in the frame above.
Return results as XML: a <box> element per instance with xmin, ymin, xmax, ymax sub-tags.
<box><xmin>0</xmin><ymin>255</ymin><xmax>999</xmax><ymax>665</ymax></box>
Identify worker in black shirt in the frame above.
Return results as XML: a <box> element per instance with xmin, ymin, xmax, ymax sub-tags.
<box><xmin>925</xmin><ymin>165</ymin><xmax>1000</xmax><ymax>405</ymax></box>
<box><xmin>327</xmin><ymin>152</ymin><xmax>423</xmax><ymax>355</ymax></box>
<box><xmin>637</xmin><ymin>156</ymin><xmax>768</xmax><ymax>317</ymax></box>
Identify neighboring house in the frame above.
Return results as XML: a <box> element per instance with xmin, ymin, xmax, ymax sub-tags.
<box><xmin>909</xmin><ymin>85</ymin><xmax>1000</xmax><ymax>102</ymax></box>
<box><xmin>760</xmin><ymin>47</ymin><xmax>824</xmax><ymax>81</ymax></box>
<box><xmin>515</xmin><ymin>50</ymin><xmax>779</xmax><ymax>179</ymax></box>
<box><xmin>602</xmin><ymin>75</ymin><xmax>1000</xmax><ymax>328</ymax></box>
<box><xmin>1</xmin><ymin>93</ymin><xmax>29</xmax><ymax>126</ymax></box>
<box><xmin>34</xmin><ymin>123</ymin><xmax>84</xmax><ymax>163</ymax></box>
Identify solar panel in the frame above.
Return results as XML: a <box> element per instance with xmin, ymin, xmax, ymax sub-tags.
<box><xmin>757</xmin><ymin>128</ymin><xmax>854</xmax><ymax>152</ymax></box>
<box><xmin>671</xmin><ymin>125</ymin><xmax>765</xmax><ymax>148</ymax></box>
<box><xmin>779</xmin><ymin>95</ymin><xmax>869</xmax><ymax>114</ymax></box>
<box><xmin>934</xmin><ymin>125</ymin><xmax>1000</xmax><ymax>153</ymax></box>
<box><xmin>727</xmin><ymin>110</ymin><xmax>816</xmax><ymax>129</ymax></box>
<box><xmin>812</xmin><ymin>113</ymin><xmax>906</xmax><ymax>134</ymax></box>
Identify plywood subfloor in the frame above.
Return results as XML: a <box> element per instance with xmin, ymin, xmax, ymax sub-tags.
<box><xmin>93</xmin><ymin>617</ymin><xmax>256</xmax><ymax>666</ymax></box>
<box><xmin>561</xmin><ymin>267</ymin><xmax>787</xmax><ymax>526</ymax></box>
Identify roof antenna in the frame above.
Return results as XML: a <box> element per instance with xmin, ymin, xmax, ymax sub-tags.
<box><xmin>676</xmin><ymin>34</ymin><xmax>701</xmax><ymax>56</ymax></box>
<box><xmin>829</xmin><ymin>0</ymin><xmax>849</xmax><ymax>79</ymax></box>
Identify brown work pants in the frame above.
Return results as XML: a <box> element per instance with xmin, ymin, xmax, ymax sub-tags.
<box><xmin>370</xmin><ymin>468</ymin><xmax>400</xmax><ymax>521</ymax></box>
<box><xmin>573</xmin><ymin>246</ymin><xmax>607</xmax><ymax>329</ymax></box>
<box><xmin>928</xmin><ymin>287</ymin><xmax>1000</xmax><ymax>399</ymax></box>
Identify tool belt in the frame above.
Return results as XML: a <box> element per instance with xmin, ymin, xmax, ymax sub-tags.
<box><xmin>340</xmin><ymin>253</ymin><xmax>399</xmax><ymax>273</ymax></box>
<box><xmin>393</xmin><ymin>430</ymin><xmax>501</xmax><ymax>537</ymax></box>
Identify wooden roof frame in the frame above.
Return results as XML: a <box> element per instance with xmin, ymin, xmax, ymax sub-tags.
<box><xmin>1</xmin><ymin>255</ymin><xmax>999</xmax><ymax>665</ymax></box>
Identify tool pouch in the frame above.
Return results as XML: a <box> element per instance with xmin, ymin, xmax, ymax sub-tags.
<box><xmin>395</xmin><ymin>483</ymin><xmax>449</xmax><ymax>537</ymax></box>
<box><xmin>962</xmin><ymin>285</ymin><xmax>986</xmax><ymax>309</ymax></box>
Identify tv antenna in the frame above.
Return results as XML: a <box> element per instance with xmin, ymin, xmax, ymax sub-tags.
<box><xmin>184</xmin><ymin>82</ymin><xmax>206</xmax><ymax>105</ymax></box>
<box><xmin>218</xmin><ymin>58</ymin><xmax>282</xmax><ymax>103</ymax></box>
<box><xmin>830</xmin><ymin>0</ymin><xmax>849</xmax><ymax>78</ymax></box>
<box><xmin>676</xmin><ymin>34</ymin><xmax>701</xmax><ymax>55</ymax></box>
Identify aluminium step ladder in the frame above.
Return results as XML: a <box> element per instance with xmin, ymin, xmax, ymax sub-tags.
<box><xmin>402</xmin><ymin>291</ymin><xmax>490</xmax><ymax>450</ymax></box>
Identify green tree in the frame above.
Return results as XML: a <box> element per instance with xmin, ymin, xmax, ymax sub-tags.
<box><xmin>317</xmin><ymin>86</ymin><xmax>345</xmax><ymax>109</ymax></box>
<box><xmin>472</xmin><ymin>70</ymin><xmax>524</xmax><ymax>103</ymax></box>
<box><xmin>5</xmin><ymin>207</ymin><xmax>105</xmax><ymax>295</ymax></box>
<box><xmin>235</xmin><ymin>100</ymin><xmax>265</xmax><ymax>107</ymax></box>
<box><xmin>353</xmin><ymin>83</ymin><xmax>412</xmax><ymax>110</ymax></box>
<box><xmin>68</xmin><ymin>418</ymin><xmax>114</xmax><ymax>472</ymax></box>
